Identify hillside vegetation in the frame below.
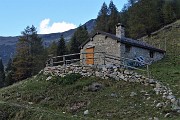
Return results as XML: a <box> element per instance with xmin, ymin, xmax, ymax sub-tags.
<box><xmin>140</xmin><ymin>19</ymin><xmax>180</xmax><ymax>98</ymax></box>
<box><xmin>0</xmin><ymin>73</ymin><xmax>179</xmax><ymax>120</ymax></box>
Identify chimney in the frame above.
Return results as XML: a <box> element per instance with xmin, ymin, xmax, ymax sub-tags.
<box><xmin>116</xmin><ymin>23</ymin><xmax>125</xmax><ymax>38</ymax></box>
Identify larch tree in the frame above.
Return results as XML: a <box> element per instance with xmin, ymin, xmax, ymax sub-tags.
<box><xmin>13</xmin><ymin>25</ymin><xmax>45</xmax><ymax>81</ymax></box>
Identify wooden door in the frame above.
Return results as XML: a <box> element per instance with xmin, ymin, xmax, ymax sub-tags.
<box><xmin>85</xmin><ymin>47</ymin><xmax>94</xmax><ymax>65</ymax></box>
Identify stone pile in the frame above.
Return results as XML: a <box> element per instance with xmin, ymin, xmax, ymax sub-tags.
<box><xmin>43</xmin><ymin>64</ymin><xmax>180</xmax><ymax>114</ymax></box>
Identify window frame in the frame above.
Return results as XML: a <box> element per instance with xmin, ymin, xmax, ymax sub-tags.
<box><xmin>125</xmin><ymin>44</ymin><xmax>131</xmax><ymax>53</ymax></box>
<box><xmin>149</xmin><ymin>51</ymin><xmax>154</xmax><ymax>58</ymax></box>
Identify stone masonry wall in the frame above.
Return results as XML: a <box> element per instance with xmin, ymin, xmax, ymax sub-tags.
<box><xmin>80</xmin><ymin>34</ymin><xmax>121</xmax><ymax>65</ymax></box>
<box><xmin>120</xmin><ymin>43</ymin><xmax>164</xmax><ymax>63</ymax></box>
<box><xmin>43</xmin><ymin>64</ymin><xmax>180</xmax><ymax>115</ymax></box>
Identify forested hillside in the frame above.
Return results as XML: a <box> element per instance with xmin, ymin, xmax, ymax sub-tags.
<box><xmin>95</xmin><ymin>0</ymin><xmax>180</xmax><ymax>39</ymax></box>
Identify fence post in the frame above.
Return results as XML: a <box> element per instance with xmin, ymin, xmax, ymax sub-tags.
<box><xmin>50</xmin><ymin>58</ymin><xmax>53</xmax><ymax>67</ymax></box>
<box><xmin>103</xmin><ymin>52</ymin><xmax>105</xmax><ymax>65</ymax></box>
<box><xmin>63</xmin><ymin>56</ymin><xmax>66</xmax><ymax>66</ymax></box>
<box><xmin>147</xmin><ymin>64</ymin><xmax>150</xmax><ymax>78</ymax></box>
<box><xmin>82</xmin><ymin>53</ymin><xmax>84</xmax><ymax>66</ymax></box>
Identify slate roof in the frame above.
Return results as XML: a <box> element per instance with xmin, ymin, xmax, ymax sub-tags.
<box><xmin>79</xmin><ymin>30</ymin><xmax>165</xmax><ymax>53</ymax></box>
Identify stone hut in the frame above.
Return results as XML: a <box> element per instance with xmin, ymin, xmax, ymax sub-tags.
<box><xmin>79</xmin><ymin>23</ymin><xmax>165</xmax><ymax>65</ymax></box>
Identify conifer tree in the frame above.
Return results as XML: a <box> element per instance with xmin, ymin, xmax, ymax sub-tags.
<box><xmin>108</xmin><ymin>0</ymin><xmax>120</xmax><ymax>34</ymax></box>
<box><xmin>162</xmin><ymin>0</ymin><xmax>176</xmax><ymax>24</ymax></box>
<box><xmin>69</xmin><ymin>25</ymin><xmax>89</xmax><ymax>54</ymax></box>
<box><xmin>4</xmin><ymin>58</ymin><xmax>14</xmax><ymax>86</ymax></box>
<box><xmin>6</xmin><ymin>58</ymin><xmax>12</xmax><ymax>72</ymax></box>
<box><xmin>95</xmin><ymin>2</ymin><xmax>108</xmax><ymax>32</ymax></box>
<box><xmin>48</xmin><ymin>41</ymin><xmax>58</xmax><ymax>56</ymax></box>
<box><xmin>0</xmin><ymin>58</ymin><xmax>5</xmax><ymax>87</ymax></box>
<box><xmin>70</xmin><ymin>35</ymin><xmax>79</xmax><ymax>54</ymax></box>
<box><xmin>13</xmin><ymin>25</ymin><xmax>45</xmax><ymax>81</ymax></box>
<box><xmin>57</xmin><ymin>35</ymin><xmax>67</xmax><ymax>56</ymax></box>
<box><xmin>74</xmin><ymin>25</ymin><xmax>89</xmax><ymax>45</ymax></box>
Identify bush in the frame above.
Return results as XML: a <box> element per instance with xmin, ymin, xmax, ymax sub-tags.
<box><xmin>62</xmin><ymin>73</ymin><xmax>82</xmax><ymax>85</ymax></box>
<box><xmin>50</xmin><ymin>73</ymin><xmax>82</xmax><ymax>85</ymax></box>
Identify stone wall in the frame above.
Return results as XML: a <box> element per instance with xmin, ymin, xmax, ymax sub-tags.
<box><xmin>80</xmin><ymin>34</ymin><xmax>121</xmax><ymax>65</ymax></box>
<box><xmin>120</xmin><ymin>43</ymin><xmax>164</xmax><ymax>63</ymax></box>
<box><xmin>43</xmin><ymin>64</ymin><xmax>180</xmax><ymax>115</ymax></box>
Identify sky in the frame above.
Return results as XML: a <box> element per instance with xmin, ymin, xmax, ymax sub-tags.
<box><xmin>0</xmin><ymin>0</ymin><xmax>127</xmax><ymax>36</ymax></box>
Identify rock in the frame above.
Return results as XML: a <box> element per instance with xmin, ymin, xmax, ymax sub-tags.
<box><xmin>147</xmin><ymin>97</ymin><xmax>151</xmax><ymax>100</ymax></box>
<box><xmin>119</xmin><ymin>75</ymin><xmax>125</xmax><ymax>80</ymax></box>
<box><xmin>171</xmin><ymin>98</ymin><xmax>176</xmax><ymax>103</ymax></box>
<box><xmin>148</xmin><ymin>79</ymin><xmax>156</xmax><ymax>84</ymax></box>
<box><xmin>124</xmin><ymin>70</ymin><xmax>130</xmax><ymax>75</ymax></box>
<box><xmin>68</xmin><ymin>71</ymin><xmax>73</xmax><ymax>74</ymax></box>
<box><xmin>84</xmin><ymin>110</ymin><xmax>89</xmax><ymax>115</ymax></box>
<box><xmin>102</xmin><ymin>67</ymin><xmax>107</xmax><ymax>71</ymax></box>
<box><xmin>111</xmin><ymin>93</ymin><xmax>118</xmax><ymax>97</ymax></box>
<box><xmin>167</xmin><ymin>95</ymin><xmax>175</xmax><ymax>100</ymax></box>
<box><xmin>156</xmin><ymin>83</ymin><xmax>161</xmax><ymax>88</ymax></box>
<box><xmin>156</xmin><ymin>102</ymin><xmax>164</xmax><ymax>108</ymax></box>
<box><xmin>46</xmin><ymin>76</ymin><xmax>52</xmax><ymax>81</ymax></box>
<box><xmin>164</xmin><ymin>113</ymin><xmax>171</xmax><ymax>118</ymax></box>
<box><xmin>88</xmin><ymin>83</ymin><xmax>103</xmax><ymax>92</ymax></box>
<box><xmin>153</xmin><ymin>117</ymin><xmax>159</xmax><ymax>120</ymax></box>
<box><xmin>28</xmin><ymin>102</ymin><xmax>33</xmax><ymax>105</ymax></box>
<box><xmin>130</xmin><ymin>92</ymin><xmax>137</xmax><ymax>97</ymax></box>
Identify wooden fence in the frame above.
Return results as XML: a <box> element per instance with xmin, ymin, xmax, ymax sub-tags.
<box><xmin>46</xmin><ymin>52</ymin><xmax>150</xmax><ymax>78</ymax></box>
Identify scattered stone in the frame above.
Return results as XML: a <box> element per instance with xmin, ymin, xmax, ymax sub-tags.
<box><xmin>46</xmin><ymin>76</ymin><xmax>52</xmax><ymax>81</ymax></box>
<box><xmin>84</xmin><ymin>110</ymin><xmax>89</xmax><ymax>115</ymax></box>
<box><xmin>148</xmin><ymin>79</ymin><xmax>156</xmax><ymax>84</ymax></box>
<box><xmin>130</xmin><ymin>92</ymin><xmax>137</xmax><ymax>97</ymax></box>
<box><xmin>164</xmin><ymin>113</ymin><xmax>171</xmax><ymax>118</ymax></box>
<box><xmin>111</xmin><ymin>93</ymin><xmax>118</xmax><ymax>97</ymax></box>
<box><xmin>156</xmin><ymin>102</ymin><xmax>164</xmax><ymax>108</ymax></box>
<box><xmin>28</xmin><ymin>102</ymin><xmax>33</xmax><ymax>105</ymax></box>
<box><xmin>153</xmin><ymin>117</ymin><xmax>159</xmax><ymax>120</ymax></box>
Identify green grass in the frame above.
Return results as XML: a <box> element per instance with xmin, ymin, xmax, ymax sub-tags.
<box><xmin>141</xmin><ymin>20</ymin><xmax>180</xmax><ymax>98</ymax></box>
<box><xmin>0</xmin><ymin>74</ymin><xmax>179</xmax><ymax>120</ymax></box>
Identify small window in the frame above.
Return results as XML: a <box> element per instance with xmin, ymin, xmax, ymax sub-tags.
<box><xmin>125</xmin><ymin>44</ymin><xmax>131</xmax><ymax>53</ymax></box>
<box><xmin>150</xmin><ymin>51</ymin><xmax>154</xmax><ymax>58</ymax></box>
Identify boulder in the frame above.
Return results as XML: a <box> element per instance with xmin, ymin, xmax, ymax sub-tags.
<box><xmin>88</xmin><ymin>83</ymin><xmax>103</xmax><ymax>92</ymax></box>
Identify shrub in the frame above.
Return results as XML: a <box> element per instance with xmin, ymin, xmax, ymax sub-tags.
<box><xmin>62</xmin><ymin>73</ymin><xmax>82</xmax><ymax>85</ymax></box>
<box><xmin>49</xmin><ymin>73</ymin><xmax>82</xmax><ymax>85</ymax></box>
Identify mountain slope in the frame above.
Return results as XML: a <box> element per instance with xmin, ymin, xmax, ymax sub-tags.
<box><xmin>139</xmin><ymin>19</ymin><xmax>180</xmax><ymax>98</ymax></box>
<box><xmin>0</xmin><ymin>19</ymin><xmax>96</xmax><ymax>65</ymax></box>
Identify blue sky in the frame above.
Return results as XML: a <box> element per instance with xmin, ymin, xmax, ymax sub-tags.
<box><xmin>0</xmin><ymin>0</ymin><xmax>127</xmax><ymax>36</ymax></box>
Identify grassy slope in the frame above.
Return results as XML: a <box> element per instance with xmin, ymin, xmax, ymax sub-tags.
<box><xmin>0</xmin><ymin>74</ymin><xmax>179</xmax><ymax>120</ymax></box>
<box><xmin>141</xmin><ymin>20</ymin><xmax>180</xmax><ymax>97</ymax></box>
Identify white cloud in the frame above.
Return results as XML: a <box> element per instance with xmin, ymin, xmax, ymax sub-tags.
<box><xmin>39</xmin><ymin>18</ymin><xmax>76</xmax><ymax>34</ymax></box>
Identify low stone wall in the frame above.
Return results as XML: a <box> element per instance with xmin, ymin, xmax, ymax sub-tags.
<box><xmin>43</xmin><ymin>64</ymin><xmax>180</xmax><ymax>114</ymax></box>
